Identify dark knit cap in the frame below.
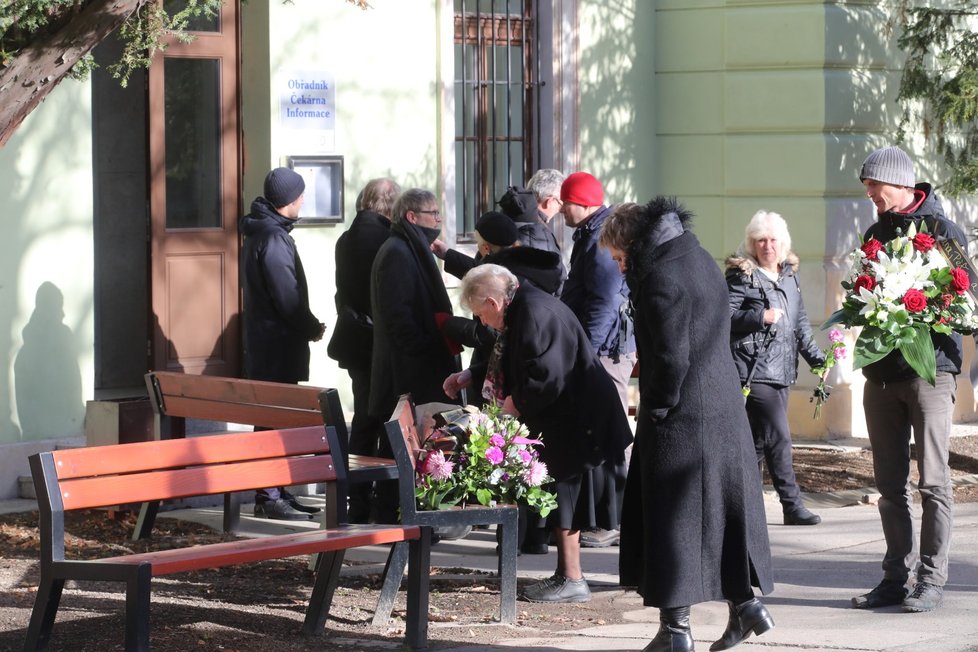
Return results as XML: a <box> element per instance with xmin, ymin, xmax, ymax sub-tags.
<box><xmin>498</xmin><ymin>186</ymin><xmax>538</xmax><ymax>222</ymax></box>
<box><xmin>560</xmin><ymin>171</ymin><xmax>604</xmax><ymax>206</ymax></box>
<box><xmin>264</xmin><ymin>167</ymin><xmax>306</xmax><ymax>208</ymax></box>
<box><xmin>476</xmin><ymin>211</ymin><xmax>519</xmax><ymax>247</ymax></box>
<box><xmin>859</xmin><ymin>146</ymin><xmax>916</xmax><ymax>188</ymax></box>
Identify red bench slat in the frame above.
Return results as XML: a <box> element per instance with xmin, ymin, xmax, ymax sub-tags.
<box><xmin>58</xmin><ymin>456</ymin><xmax>335</xmax><ymax>510</ymax></box>
<box><xmin>95</xmin><ymin>525</ymin><xmax>421</xmax><ymax>575</ymax></box>
<box><xmin>159</xmin><ymin>396</ymin><xmax>322</xmax><ymax>428</ymax></box>
<box><xmin>153</xmin><ymin>372</ymin><xmax>324</xmax><ymax>411</ymax></box>
<box><xmin>51</xmin><ymin>427</ymin><xmax>329</xmax><ymax>479</ymax></box>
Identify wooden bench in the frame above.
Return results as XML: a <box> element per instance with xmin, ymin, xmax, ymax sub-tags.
<box><xmin>373</xmin><ymin>394</ymin><xmax>518</xmax><ymax>626</ymax></box>
<box><xmin>137</xmin><ymin>371</ymin><xmax>397</xmax><ymax>537</ymax></box>
<box><xmin>25</xmin><ymin>425</ymin><xmax>432</xmax><ymax>651</ymax></box>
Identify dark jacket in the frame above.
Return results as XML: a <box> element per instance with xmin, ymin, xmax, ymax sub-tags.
<box><xmin>500</xmin><ymin>283</ymin><xmax>632</xmax><ymax>481</ymax></box>
<box><xmin>561</xmin><ymin>205</ymin><xmax>635</xmax><ymax>358</ymax></box>
<box><xmin>617</xmin><ymin>197</ymin><xmax>773</xmax><ymax>609</ymax></box>
<box><xmin>328</xmin><ymin>210</ymin><xmax>390</xmax><ymax>369</ymax></box>
<box><xmin>369</xmin><ymin>219</ymin><xmax>461</xmax><ymax>420</ymax></box>
<box><xmin>239</xmin><ymin>197</ymin><xmax>322</xmax><ymax>383</ymax></box>
<box><xmin>726</xmin><ymin>253</ymin><xmax>825</xmax><ymax>387</ymax></box>
<box><xmin>862</xmin><ymin>183</ymin><xmax>966</xmax><ymax>383</ymax></box>
<box><xmin>443</xmin><ymin>246</ymin><xmax>565</xmax><ymax>399</ymax></box>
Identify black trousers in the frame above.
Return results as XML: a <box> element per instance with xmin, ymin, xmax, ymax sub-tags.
<box><xmin>346</xmin><ymin>363</ymin><xmax>386</xmax><ymax>522</ymax></box>
<box><xmin>744</xmin><ymin>382</ymin><xmax>803</xmax><ymax>512</ymax></box>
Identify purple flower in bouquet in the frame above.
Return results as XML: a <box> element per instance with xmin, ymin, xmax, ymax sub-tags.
<box><xmin>810</xmin><ymin>328</ymin><xmax>848</xmax><ymax>419</ymax></box>
<box><xmin>489</xmin><ymin>434</ymin><xmax>506</xmax><ymax>447</ymax></box>
<box><xmin>485</xmin><ymin>446</ymin><xmax>504</xmax><ymax>465</ymax></box>
<box><xmin>518</xmin><ymin>449</ymin><xmax>532</xmax><ymax>464</ymax></box>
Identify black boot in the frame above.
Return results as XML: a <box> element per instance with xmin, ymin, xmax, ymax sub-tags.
<box><xmin>709</xmin><ymin>598</ymin><xmax>774</xmax><ymax>651</ymax></box>
<box><xmin>643</xmin><ymin>606</ymin><xmax>694</xmax><ymax>652</ymax></box>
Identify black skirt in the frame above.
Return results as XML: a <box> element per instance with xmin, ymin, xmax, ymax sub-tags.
<box><xmin>551</xmin><ymin>453</ymin><xmax>627</xmax><ymax>531</ymax></box>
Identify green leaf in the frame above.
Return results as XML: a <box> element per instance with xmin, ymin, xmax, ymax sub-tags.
<box><xmin>821</xmin><ymin>309</ymin><xmax>849</xmax><ymax>329</ymax></box>
<box><xmin>899</xmin><ymin>324</ymin><xmax>937</xmax><ymax>385</ymax></box>
<box><xmin>853</xmin><ymin>327</ymin><xmax>895</xmax><ymax>370</ymax></box>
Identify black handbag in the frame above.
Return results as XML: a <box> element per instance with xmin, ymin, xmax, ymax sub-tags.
<box><xmin>326</xmin><ymin>305</ymin><xmax>373</xmax><ymax>368</ymax></box>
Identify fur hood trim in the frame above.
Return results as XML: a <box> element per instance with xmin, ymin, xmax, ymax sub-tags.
<box><xmin>625</xmin><ymin>196</ymin><xmax>695</xmax><ymax>286</ymax></box>
<box><xmin>724</xmin><ymin>251</ymin><xmax>799</xmax><ymax>276</ymax></box>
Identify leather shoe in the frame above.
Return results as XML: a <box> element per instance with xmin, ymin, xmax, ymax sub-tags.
<box><xmin>254</xmin><ymin>498</ymin><xmax>314</xmax><ymax>521</ymax></box>
<box><xmin>280</xmin><ymin>489</ymin><xmax>322</xmax><ymax>514</ymax></box>
<box><xmin>852</xmin><ymin>578</ymin><xmax>908</xmax><ymax>609</ymax></box>
<box><xmin>710</xmin><ymin>598</ymin><xmax>774</xmax><ymax>651</ymax></box>
<box><xmin>580</xmin><ymin>527</ymin><xmax>620</xmax><ymax>547</ymax></box>
<box><xmin>783</xmin><ymin>507</ymin><xmax>821</xmax><ymax>526</ymax></box>
<box><xmin>644</xmin><ymin>606</ymin><xmax>693</xmax><ymax>652</ymax></box>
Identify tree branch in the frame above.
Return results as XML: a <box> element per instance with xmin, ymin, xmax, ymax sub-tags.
<box><xmin>0</xmin><ymin>0</ymin><xmax>147</xmax><ymax>149</ymax></box>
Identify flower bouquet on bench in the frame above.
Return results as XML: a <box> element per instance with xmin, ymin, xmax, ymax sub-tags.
<box><xmin>414</xmin><ymin>403</ymin><xmax>558</xmax><ymax>517</ymax></box>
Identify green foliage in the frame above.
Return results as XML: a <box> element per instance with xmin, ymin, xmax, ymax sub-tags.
<box><xmin>896</xmin><ymin>2</ymin><xmax>978</xmax><ymax>194</ymax></box>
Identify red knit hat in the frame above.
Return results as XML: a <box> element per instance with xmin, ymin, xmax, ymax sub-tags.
<box><xmin>560</xmin><ymin>171</ymin><xmax>604</xmax><ymax>206</ymax></box>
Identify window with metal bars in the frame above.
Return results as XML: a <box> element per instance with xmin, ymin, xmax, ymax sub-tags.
<box><xmin>454</xmin><ymin>0</ymin><xmax>553</xmax><ymax>237</ymax></box>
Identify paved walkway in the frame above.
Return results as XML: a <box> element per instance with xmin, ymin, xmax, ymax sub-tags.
<box><xmin>157</xmin><ymin>485</ymin><xmax>978</xmax><ymax>652</ymax></box>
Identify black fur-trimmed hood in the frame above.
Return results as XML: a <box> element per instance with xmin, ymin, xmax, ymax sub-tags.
<box><xmin>625</xmin><ymin>196</ymin><xmax>695</xmax><ymax>287</ymax></box>
<box><xmin>724</xmin><ymin>251</ymin><xmax>800</xmax><ymax>277</ymax></box>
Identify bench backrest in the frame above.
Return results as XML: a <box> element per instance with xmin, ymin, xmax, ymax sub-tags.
<box><xmin>385</xmin><ymin>395</ymin><xmax>424</xmax><ymax>521</ymax></box>
<box><xmin>146</xmin><ymin>371</ymin><xmax>326</xmax><ymax>429</ymax></box>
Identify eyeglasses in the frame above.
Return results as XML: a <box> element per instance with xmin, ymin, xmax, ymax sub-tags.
<box><xmin>415</xmin><ymin>209</ymin><xmax>441</xmax><ymax>216</ymax></box>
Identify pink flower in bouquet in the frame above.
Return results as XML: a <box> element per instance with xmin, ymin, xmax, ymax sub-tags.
<box><xmin>420</xmin><ymin>449</ymin><xmax>454</xmax><ymax>481</ymax></box>
<box><xmin>512</xmin><ymin>435</ymin><xmax>542</xmax><ymax>445</ymax></box>
<box><xmin>518</xmin><ymin>449</ymin><xmax>532</xmax><ymax>464</ymax></box>
<box><xmin>833</xmin><ymin>346</ymin><xmax>847</xmax><ymax>361</ymax></box>
<box><xmin>489</xmin><ymin>434</ymin><xmax>506</xmax><ymax>447</ymax></box>
<box><xmin>523</xmin><ymin>460</ymin><xmax>549</xmax><ymax>487</ymax></box>
<box><xmin>951</xmin><ymin>267</ymin><xmax>970</xmax><ymax>295</ymax></box>
<box><xmin>829</xmin><ymin>329</ymin><xmax>845</xmax><ymax>343</ymax></box>
<box><xmin>903</xmin><ymin>288</ymin><xmax>927</xmax><ymax>313</ymax></box>
<box><xmin>912</xmin><ymin>232</ymin><xmax>936</xmax><ymax>252</ymax></box>
<box><xmin>485</xmin><ymin>446</ymin><xmax>504</xmax><ymax>465</ymax></box>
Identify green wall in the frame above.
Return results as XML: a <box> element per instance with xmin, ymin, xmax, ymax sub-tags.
<box><xmin>0</xmin><ymin>80</ymin><xmax>94</xmax><ymax>445</ymax></box>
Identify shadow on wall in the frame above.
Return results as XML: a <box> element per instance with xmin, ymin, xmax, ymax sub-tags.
<box><xmin>13</xmin><ymin>282</ymin><xmax>84</xmax><ymax>440</ymax></box>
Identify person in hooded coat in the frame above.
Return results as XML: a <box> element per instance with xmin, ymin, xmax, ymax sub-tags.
<box><xmin>600</xmin><ymin>197</ymin><xmax>774</xmax><ymax>652</ymax></box>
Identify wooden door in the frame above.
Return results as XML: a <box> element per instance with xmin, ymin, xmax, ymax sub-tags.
<box><xmin>148</xmin><ymin>1</ymin><xmax>241</xmax><ymax>375</ymax></box>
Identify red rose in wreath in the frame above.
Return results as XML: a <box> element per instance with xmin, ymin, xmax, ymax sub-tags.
<box><xmin>951</xmin><ymin>267</ymin><xmax>971</xmax><ymax>295</ymax></box>
<box><xmin>853</xmin><ymin>274</ymin><xmax>877</xmax><ymax>293</ymax></box>
<box><xmin>912</xmin><ymin>232</ymin><xmax>936</xmax><ymax>252</ymax></box>
<box><xmin>902</xmin><ymin>288</ymin><xmax>928</xmax><ymax>313</ymax></box>
<box><xmin>861</xmin><ymin>238</ymin><xmax>884</xmax><ymax>261</ymax></box>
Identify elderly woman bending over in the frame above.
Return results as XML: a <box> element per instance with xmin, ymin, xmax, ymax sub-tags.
<box><xmin>443</xmin><ymin>264</ymin><xmax>631</xmax><ymax>604</ymax></box>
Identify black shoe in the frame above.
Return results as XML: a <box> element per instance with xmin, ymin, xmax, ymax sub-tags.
<box><xmin>852</xmin><ymin>579</ymin><xmax>909</xmax><ymax>609</ymax></box>
<box><xmin>903</xmin><ymin>581</ymin><xmax>943</xmax><ymax>612</ymax></box>
<box><xmin>432</xmin><ymin>524</ymin><xmax>472</xmax><ymax>540</ymax></box>
<box><xmin>254</xmin><ymin>498</ymin><xmax>314</xmax><ymax>521</ymax></box>
<box><xmin>710</xmin><ymin>598</ymin><xmax>774</xmax><ymax>651</ymax></box>
<box><xmin>522</xmin><ymin>574</ymin><xmax>592</xmax><ymax>603</ymax></box>
<box><xmin>644</xmin><ymin>606</ymin><xmax>693</xmax><ymax>652</ymax></box>
<box><xmin>783</xmin><ymin>507</ymin><xmax>821</xmax><ymax>526</ymax></box>
<box><xmin>279</xmin><ymin>489</ymin><xmax>322</xmax><ymax>514</ymax></box>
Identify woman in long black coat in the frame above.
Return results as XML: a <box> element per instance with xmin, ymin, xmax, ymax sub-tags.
<box><xmin>443</xmin><ymin>264</ymin><xmax>632</xmax><ymax>604</ymax></box>
<box><xmin>600</xmin><ymin>198</ymin><xmax>774</xmax><ymax>652</ymax></box>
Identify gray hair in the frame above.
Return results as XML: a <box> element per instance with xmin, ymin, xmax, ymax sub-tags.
<box><xmin>360</xmin><ymin>178</ymin><xmax>401</xmax><ymax>218</ymax></box>
<box><xmin>737</xmin><ymin>210</ymin><xmax>792</xmax><ymax>264</ymax></box>
<box><xmin>527</xmin><ymin>169</ymin><xmax>565</xmax><ymax>203</ymax></box>
<box><xmin>460</xmin><ymin>264</ymin><xmax>519</xmax><ymax>312</ymax></box>
<box><xmin>391</xmin><ymin>188</ymin><xmax>437</xmax><ymax>225</ymax></box>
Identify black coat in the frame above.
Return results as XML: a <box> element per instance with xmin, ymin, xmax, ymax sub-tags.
<box><xmin>369</xmin><ymin>220</ymin><xmax>461</xmax><ymax>420</ymax></box>
<box><xmin>861</xmin><ymin>183</ymin><xmax>966</xmax><ymax>383</ymax></box>
<box><xmin>500</xmin><ymin>283</ymin><xmax>632</xmax><ymax>481</ymax></box>
<box><xmin>617</xmin><ymin>198</ymin><xmax>773</xmax><ymax>608</ymax></box>
<box><xmin>239</xmin><ymin>198</ymin><xmax>322</xmax><ymax>383</ymax></box>
<box><xmin>329</xmin><ymin>210</ymin><xmax>390</xmax><ymax>369</ymax></box>
<box><xmin>726</xmin><ymin>254</ymin><xmax>825</xmax><ymax>387</ymax></box>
